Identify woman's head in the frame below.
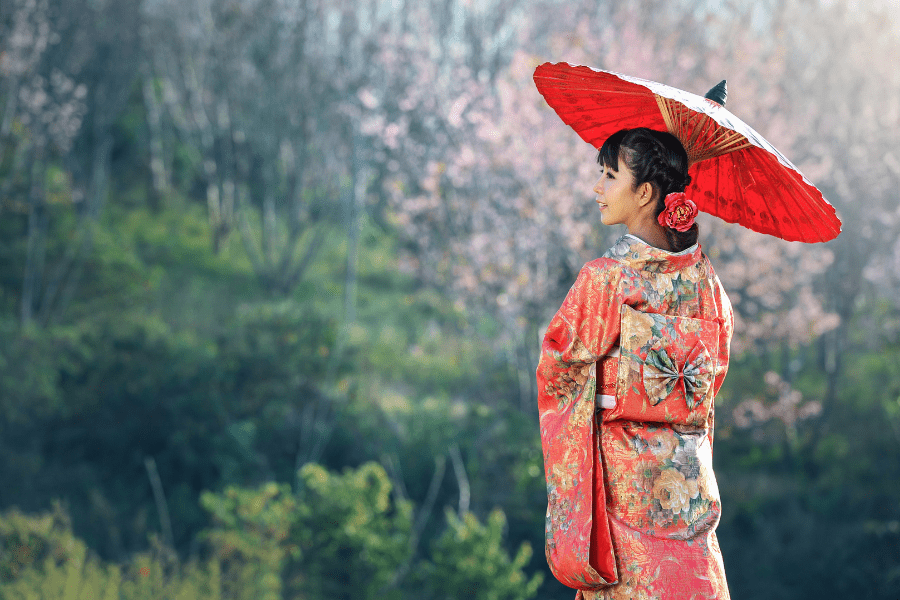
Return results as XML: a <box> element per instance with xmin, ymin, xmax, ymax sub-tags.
<box><xmin>597</xmin><ymin>128</ymin><xmax>698</xmax><ymax>252</ymax></box>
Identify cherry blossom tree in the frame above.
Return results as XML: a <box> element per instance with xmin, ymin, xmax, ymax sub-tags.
<box><xmin>142</xmin><ymin>0</ymin><xmax>363</xmax><ymax>286</ymax></box>
<box><xmin>1</xmin><ymin>0</ymin><xmax>141</xmax><ymax>326</ymax></box>
<box><xmin>370</xmin><ymin>0</ymin><xmax>846</xmax><ymax>409</ymax></box>
<box><xmin>757</xmin><ymin>0</ymin><xmax>900</xmax><ymax>411</ymax></box>
<box><xmin>732</xmin><ymin>370</ymin><xmax>822</xmax><ymax>444</ymax></box>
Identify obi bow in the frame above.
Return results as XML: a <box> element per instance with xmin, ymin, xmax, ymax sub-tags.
<box><xmin>642</xmin><ymin>340</ymin><xmax>712</xmax><ymax>410</ymax></box>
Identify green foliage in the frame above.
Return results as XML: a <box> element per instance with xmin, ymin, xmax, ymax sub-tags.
<box><xmin>0</xmin><ymin>409</ymin><xmax>543</xmax><ymax>600</ymax></box>
<box><xmin>0</xmin><ymin>319</ymin><xmax>64</xmax><ymax>423</ymax></box>
<box><xmin>201</xmin><ymin>483</ymin><xmax>296</xmax><ymax>600</ymax></box>
<box><xmin>201</xmin><ymin>462</ymin><xmax>413</xmax><ymax>600</ymax></box>
<box><xmin>714</xmin><ymin>336</ymin><xmax>900</xmax><ymax>600</ymax></box>
<box><xmin>0</xmin><ymin>508</ymin><xmax>224</xmax><ymax>600</ymax></box>
<box><xmin>117</xmin><ymin>555</ymin><xmax>223</xmax><ymax>600</ymax></box>
<box><xmin>292</xmin><ymin>462</ymin><xmax>413</xmax><ymax>599</ymax></box>
<box><xmin>1</xmin><ymin>541</ymin><xmax>121</xmax><ymax>600</ymax></box>
<box><xmin>416</xmin><ymin>509</ymin><xmax>542</xmax><ymax>600</ymax></box>
<box><xmin>197</xmin><ymin>463</ymin><xmax>542</xmax><ymax>600</ymax></box>
<box><xmin>0</xmin><ymin>194</ymin><xmax>354</xmax><ymax>552</ymax></box>
<box><xmin>200</xmin><ymin>482</ymin><xmax>295</xmax><ymax>600</ymax></box>
<box><xmin>0</xmin><ymin>504</ymin><xmax>81</xmax><ymax>584</ymax></box>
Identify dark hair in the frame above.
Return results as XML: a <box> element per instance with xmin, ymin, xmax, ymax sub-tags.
<box><xmin>597</xmin><ymin>128</ymin><xmax>698</xmax><ymax>252</ymax></box>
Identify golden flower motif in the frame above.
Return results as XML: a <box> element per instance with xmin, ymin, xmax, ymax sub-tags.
<box><xmin>552</xmin><ymin>463</ymin><xmax>578</xmax><ymax>492</ymax></box>
<box><xmin>678</xmin><ymin>318</ymin><xmax>703</xmax><ymax>334</ymax></box>
<box><xmin>573</xmin><ymin>364</ymin><xmax>590</xmax><ymax>387</ymax></box>
<box><xmin>570</xmin><ymin>336</ymin><xmax>595</xmax><ymax>363</ymax></box>
<box><xmin>652</xmin><ymin>468</ymin><xmax>699</xmax><ymax>514</ymax></box>
<box><xmin>623</xmin><ymin>309</ymin><xmax>655</xmax><ymax>346</ymax></box>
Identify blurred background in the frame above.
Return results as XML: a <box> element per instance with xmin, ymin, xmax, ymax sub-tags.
<box><xmin>1</xmin><ymin>0</ymin><xmax>898</xmax><ymax>598</ymax></box>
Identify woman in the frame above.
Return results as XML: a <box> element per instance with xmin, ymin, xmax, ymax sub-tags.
<box><xmin>536</xmin><ymin>127</ymin><xmax>734</xmax><ymax>600</ymax></box>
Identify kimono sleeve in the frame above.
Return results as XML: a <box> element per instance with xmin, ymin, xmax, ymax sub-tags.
<box><xmin>711</xmin><ymin>274</ymin><xmax>734</xmax><ymax>397</ymax></box>
<box><xmin>708</xmin><ymin>271</ymin><xmax>735</xmax><ymax>451</ymax></box>
<box><xmin>536</xmin><ymin>261</ymin><xmax>621</xmax><ymax>590</ymax></box>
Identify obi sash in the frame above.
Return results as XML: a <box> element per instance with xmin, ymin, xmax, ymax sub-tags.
<box><xmin>549</xmin><ymin>305</ymin><xmax>722</xmax><ymax>590</ymax></box>
<box><xmin>600</xmin><ymin>305</ymin><xmax>720</xmax><ymax>426</ymax></box>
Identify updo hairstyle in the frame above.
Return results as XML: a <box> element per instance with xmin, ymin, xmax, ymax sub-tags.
<box><xmin>597</xmin><ymin>128</ymin><xmax>698</xmax><ymax>252</ymax></box>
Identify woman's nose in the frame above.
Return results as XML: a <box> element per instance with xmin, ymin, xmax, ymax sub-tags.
<box><xmin>593</xmin><ymin>178</ymin><xmax>603</xmax><ymax>195</ymax></box>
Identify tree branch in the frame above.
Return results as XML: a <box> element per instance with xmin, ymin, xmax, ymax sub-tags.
<box><xmin>381</xmin><ymin>453</ymin><xmax>447</xmax><ymax>593</ymax></box>
<box><xmin>448</xmin><ymin>443</ymin><xmax>470</xmax><ymax>516</ymax></box>
<box><xmin>144</xmin><ymin>456</ymin><xmax>175</xmax><ymax>552</ymax></box>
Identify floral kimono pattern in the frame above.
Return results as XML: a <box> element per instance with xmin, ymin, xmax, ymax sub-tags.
<box><xmin>537</xmin><ymin>234</ymin><xmax>734</xmax><ymax>600</ymax></box>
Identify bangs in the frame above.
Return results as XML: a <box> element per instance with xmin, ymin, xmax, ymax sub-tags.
<box><xmin>597</xmin><ymin>129</ymin><xmax>628</xmax><ymax>170</ymax></box>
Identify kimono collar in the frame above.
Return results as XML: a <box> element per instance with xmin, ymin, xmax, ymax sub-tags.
<box><xmin>603</xmin><ymin>234</ymin><xmax>702</xmax><ymax>273</ymax></box>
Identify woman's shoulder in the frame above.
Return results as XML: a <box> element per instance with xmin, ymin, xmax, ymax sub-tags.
<box><xmin>566</xmin><ymin>258</ymin><xmax>630</xmax><ymax>304</ymax></box>
<box><xmin>580</xmin><ymin>256</ymin><xmax>629</xmax><ymax>281</ymax></box>
<box><xmin>584</xmin><ymin>255</ymin><xmax>624</xmax><ymax>270</ymax></box>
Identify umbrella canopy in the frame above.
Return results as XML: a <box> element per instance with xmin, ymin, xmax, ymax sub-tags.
<box><xmin>533</xmin><ymin>62</ymin><xmax>841</xmax><ymax>243</ymax></box>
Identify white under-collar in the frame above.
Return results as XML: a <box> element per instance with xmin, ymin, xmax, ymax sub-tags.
<box><xmin>622</xmin><ymin>233</ymin><xmax>698</xmax><ymax>256</ymax></box>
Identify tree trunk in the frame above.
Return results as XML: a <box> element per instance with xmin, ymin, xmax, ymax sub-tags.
<box><xmin>20</xmin><ymin>149</ymin><xmax>45</xmax><ymax>326</ymax></box>
<box><xmin>344</xmin><ymin>131</ymin><xmax>362</xmax><ymax>329</ymax></box>
<box><xmin>141</xmin><ymin>55</ymin><xmax>171</xmax><ymax>207</ymax></box>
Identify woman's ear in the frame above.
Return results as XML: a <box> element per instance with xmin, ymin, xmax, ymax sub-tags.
<box><xmin>636</xmin><ymin>181</ymin><xmax>655</xmax><ymax>208</ymax></box>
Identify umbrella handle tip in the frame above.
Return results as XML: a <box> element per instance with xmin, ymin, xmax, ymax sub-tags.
<box><xmin>705</xmin><ymin>80</ymin><xmax>727</xmax><ymax>106</ymax></box>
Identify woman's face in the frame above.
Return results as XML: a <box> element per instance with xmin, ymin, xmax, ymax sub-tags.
<box><xmin>593</xmin><ymin>158</ymin><xmax>645</xmax><ymax>229</ymax></box>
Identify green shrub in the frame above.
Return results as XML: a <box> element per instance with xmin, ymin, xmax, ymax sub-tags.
<box><xmin>416</xmin><ymin>509</ymin><xmax>542</xmax><ymax>600</ymax></box>
<box><xmin>0</xmin><ymin>506</ymin><xmax>224</xmax><ymax>600</ymax></box>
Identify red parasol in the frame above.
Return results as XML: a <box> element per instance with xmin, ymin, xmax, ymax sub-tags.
<box><xmin>533</xmin><ymin>62</ymin><xmax>841</xmax><ymax>243</ymax></box>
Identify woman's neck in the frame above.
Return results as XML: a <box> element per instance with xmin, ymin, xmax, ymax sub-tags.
<box><xmin>627</xmin><ymin>224</ymin><xmax>672</xmax><ymax>252</ymax></box>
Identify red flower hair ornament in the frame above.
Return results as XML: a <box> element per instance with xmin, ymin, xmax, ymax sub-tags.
<box><xmin>658</xmin><ymin>192</ymin><xmax>698</xmax><ymax>232</ymax></box>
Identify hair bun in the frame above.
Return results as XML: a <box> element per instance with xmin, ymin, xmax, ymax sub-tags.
<box><xmin>664</xmin><ymin>164</ymin><xmax>690</xmax><ymax>192</ymax></box>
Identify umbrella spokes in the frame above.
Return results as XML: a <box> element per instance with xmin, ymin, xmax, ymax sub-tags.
<box><xmin>655</xmin><ymin>95</ymin><xmax>752</xmax><ymax>166</ymax></box>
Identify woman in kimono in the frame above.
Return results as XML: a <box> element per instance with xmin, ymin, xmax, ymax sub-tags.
<box><xmin>536</xmin><ymin>127</ymin><xmax>734</xmax><ymax>600</ymax></box>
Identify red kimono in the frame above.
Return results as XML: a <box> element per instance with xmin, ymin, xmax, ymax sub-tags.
<box><xmin>537</xmin><ymin>234</ymin><xmax>734</xmax><ymax>600</ymax></box>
